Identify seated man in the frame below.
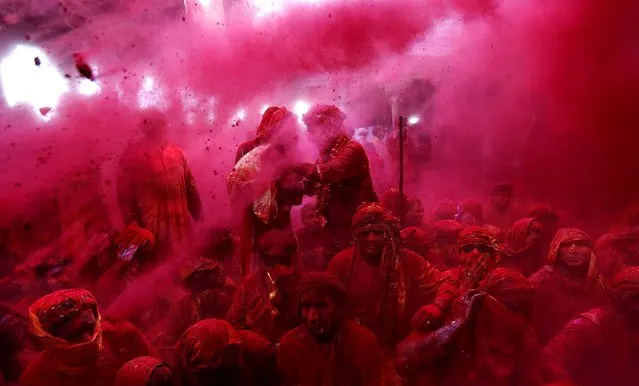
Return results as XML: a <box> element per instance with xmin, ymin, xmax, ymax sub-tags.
<box><xmin>115</xmin><ymin>356</ymin><xmax>174</xmax><ymax>386</ymax></box>
<box><xmin>175</xmin><ymin>319</ymin><xmax>278</xmax><ymax>386</ymax></box>
<box><xmin>296</xmin><ymin>202</ymin><xmax>329</xmax><ymax>272</ymax></box>
<box><xmin>443</xmin><ymin>226</ymin><xmax>499</xmax><ymax>293</ymax></box>
<box><xmin>397</xmin><ymin>268</ymin><xmax>560</xmax><ymax>386</ymax></box>
<box><xmin>18</xmin><ymin>289</ymin><xmax>157</xmax><ymax>386</ymax></box>
<box><xmin>226</xmin><ymin>229</ymin><xmax>301</xmax><ymax>342</ymax></box>
<box><xmin>278</xmin><ymin>272</ymin><xmax>385</xmax><ymax>386</ymax></box>
<box><xmin>161</xmin><ymin>258</ymin><xmax>235</xmax><ymax>355</ymax></box>
<box><xmin>529</xmin><ymin>228</ymin><xmax>607</xmax><ymax>344</ymax></box>
<box><xmin>328</xmin><ymin>203</ymin><xmax>457</xmax><ymax>347</ymax></box>
<box><xmin>544</xmin><ymin>267</ymin><xmax>639</xmax><ymax>386</ymax></box>
<box><xmin>93</xmin><ymin>223</ymin><xmax>157</xmax><ymax>307</ymax></box>
<box><xmin>426</xmin><ymin>220</ymin><xmax>463</xmax><ymax>270</ymax></box>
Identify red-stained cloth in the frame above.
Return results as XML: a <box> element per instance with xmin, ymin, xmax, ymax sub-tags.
<box><xmin>501</xmin><ymin>218</ymin><xmax>545</xmax><ymax>277</ymax></box>
<box><xmin>278</xmin><ymin>321</ymin><xmax>384</xmax><ymax>386</ymax></box>
<box><xmin>328</xmin><ymin>204</ymin><xmax>456</xmax><ymax>347</ymax></box>
<box><xmin>529</xmin><ymin>228</ymin><xmax>607</xmax><ymax>344</ymax></box>
<box><xmin>19</xmin><ymin>289</ymin><xmax>157</xmax><ymax>386</ymax></box>
<box><xmin>114</xmin><ymin>356</ymin><xmax>167</xmax><ymax>386</ymax></box>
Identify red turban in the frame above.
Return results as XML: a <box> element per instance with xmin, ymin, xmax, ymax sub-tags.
<box><xmin>458</xmin><ymin>226</ymin><xmax>497</xmax><ymax>251</ymax></box>
<box><xmin>609</xmin><ymin>267</ymin><xmax>639</xmax><ymax>306</ymax></box>
<box><xmin>114</xmin><ymin>223</ymin><xmax>155</xmax><ymax>262</ymax></box>
<box><xmin>432</xmin><ymin>220</ymin><xmax>463</xmax><ymax>241</ymax></box>
<box><xmin>505</xmin><ymin>218</ymin><xmax>536</xmax><ymax>253</ymax></box>
<box><xmin>432</xmin><ymin>199</ymin><xmax>457</xmax><ymax>221</ymax></box>
<box><xmin>255</xmin><ymin>106</ymin><xmax>294</xmax><ymax>139</ymax></box>
<box><xmin>401</xmin><ymin>226</ymin><xmax>429</xmax><ymax>250</ymax></box>
<box><xmin>115</xmin><ymin>356</ymin><xmax>169</xmax><ymax>386</ymax></box>
<box><xmin>178</xmin><ymin>319</ymin><xmax>241</xmax><ymax>372</ymax></box>
<box><xmin>302</xmin><ymin>105</ymin><xmax>346</xmax><ymax>129</ymax></box>
<box><xmin>351</xmin><ymin>202</ymin><xmax>400</xmax><ymax>237</ymax></box>
<box><xmin>297</xmin><ymin>272</ymin><xmax>348</xmax><ymax>303</ymax></box>
<box><xmin>179</xmin><ymin>257</ymin><xmax>224</xmax><ymax>282</ymax></box>
<box><xmin>526</xmin><ymin>203</ymin><xmax>559</xmax><ymax>221</ymax></box>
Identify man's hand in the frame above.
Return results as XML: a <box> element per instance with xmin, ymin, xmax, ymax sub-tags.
<box><xmin>411</xmin><ymin>304</ymin><xmax>443</xmax><ymax>332</ymax></box>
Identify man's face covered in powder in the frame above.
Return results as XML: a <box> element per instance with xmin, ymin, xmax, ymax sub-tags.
<box><xmin>44</xmin><ymin>299</ymin><xmax>98</xmax><ymax>343</ymax></box>
<box><xmin>300</xmin><ymin>289</ymin><xmax>337</xmax><ymax>341</ymax></box>
<box><xmin>140</xmin><ymin>110</ymin><xmax>168</xmax><ymax>141</ymax></box>
<box><xmin>491</xmin><ymin>191</ymin><xmax>512</xmax><ymax>211</ymax></box>
<box><xmin>358</xmin><ymin>228</ymin><xmax>386</xmax><ymax>259</ymax></box>
<box><xmin>558</xmin><ymin>240</ymin><xmax>592</xmax><ymax>269</ymax></box>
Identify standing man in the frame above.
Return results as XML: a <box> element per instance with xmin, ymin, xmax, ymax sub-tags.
<box><xmin>303</xmin><ymin>105</ymin><xmax>378</xmax><ymax>262</ymax></box>
<box><xmin>117</xmin><ymin>109</ymin><xmax>202</xmax><ymax>260</ymax></box>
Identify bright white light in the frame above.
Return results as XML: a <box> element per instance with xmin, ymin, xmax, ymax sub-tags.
<box><xmin>252</xmin><ymin>0</ymin><xmax>325</xmax><ymax>18</ymax></box>
<box><xmin>252</xmin><ymin>0</ymin><xmax>283</xmax><ymax>18</ymax></box>
<box><xmin>293</xmin><ymin>100</ymin><xmax>310</xmax><ymax>121</ymax></box>
<box><xmin>143</xmin><ymin>76</ymin><xmax>154</xmax><ymax>91</ymax></box>
<box><xmin>237</xmin><ymin>108</ymin><xmax>246</xmax><ymax>120</ymax></box>
<box><xmin>198</xmin><ymin>0</ymin><xmax>212</xmax><ymax>7</ymax></box>
<box><xmin>260</xmin><ymin>104</ymin><xmax>270</xmax><ymax>114</ymax></box>
<box><xmin>77</xmin><ymin>78</ymin><xmax>100</xmax><ymax>96</ymax></box>
<box><xmin>408</xmin><ymin>115</ymin><xmax>420</xmax><ymax>125</ymax></box>
<box><xmin>0</xmin><ymin>45</ymin><xmax>68</xmax><ymax>112</ymax></box>
<box><xmin>137</xmin><ymin>75</ymin><xmax>164</xmax><ymax>109</ymax></box>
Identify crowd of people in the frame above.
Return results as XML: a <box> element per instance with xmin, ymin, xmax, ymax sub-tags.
<box><xmin>0</xmin><ymin>103</ymin><xmax>638</xmax><ymax>386</ymax></box>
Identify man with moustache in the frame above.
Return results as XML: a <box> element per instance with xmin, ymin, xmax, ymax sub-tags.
<box><xmin>327</xmin><ymin>203</ymin><xmax>456</xmax><ymax>348</ymax></box>
<box><xmin>529</xmin><ymin>228</ymin><xmax>608</xmax><ymax>344</ymax></box>
<box><xmin>278</xmin><ymin>272</ymin><xmax>385</xmax><ymax>386</ymax></box>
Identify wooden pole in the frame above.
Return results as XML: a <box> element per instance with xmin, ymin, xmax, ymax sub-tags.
<box><xmin>398</xmin><ymin>115</ymin><xmax>406</xmax><ymax>227</ymax></box>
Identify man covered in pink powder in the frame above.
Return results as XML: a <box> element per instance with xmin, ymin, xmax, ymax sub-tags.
<box><xmin>117</xmin><ymin>109</ymin><xmax>202</xmax><ymax>260</ymax></box>
<box><xmin>302</xmin><ymin>105</ymin><xmax>378</xmax><ymax>262</ymax></box>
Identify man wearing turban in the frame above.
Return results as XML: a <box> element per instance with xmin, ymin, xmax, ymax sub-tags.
<box><xmin>278</xmin><ymin>272</ymin><xmax>385</xmax><ymax>386</ymax></box>
<box><xmin>228</xmin><ymin>107</ymin><xmax>305</xmax><ymax>277</ymax></box>
<box><xmin>529</xmin><ymin>228</ymin><xmax>607</xmax><ymax>344</ymax></box>
<box><xmin>114</xmin><ymin>356</ymin><xmax>173</xmax><ymax>386</ymax></box>
<box><xmin>303</xmin><ymin>105</ymin><xmax>378</xmax><ymax>262</ymax></box>
<box><xmin>544</xmin><ymin>267</ymin><xmax>639</xmax><ymax>386</ymax></box>
<box><xmin>425</xmin><ymin>220</ymin><xmax>463</xmax><ymax>270</ymax></box>
<box><xmin>484</xmin><ymin>183</ymin><xmax>521</xmax><ymax>234</ymax></box>
<box><xmin>160</xmin><ymin>258</ymin><xmax>234</xmax><ymax>357</ymax></box>
<box><xmin>18</xmin><ymin>289</ymin><xmax>157</xmax><ymax>386</ymax></box>
<box><xmin>327</xmin><ymin>203</ymin><xmax>456</xmax><ymax>347</ymax></box>
<box><xmin>442</xmin><ymin>225</ymin><xmax>500</xmax><ymax>294</ymax></box>
<box><xmin>175</xmin><ymin>319</ymin><xmax>278</xmax><ymax>385</ymax></box>
<box><xmin>501</xmin><ymin>218</ymin><xmax>546</xmax><ymax>277</ymax></box>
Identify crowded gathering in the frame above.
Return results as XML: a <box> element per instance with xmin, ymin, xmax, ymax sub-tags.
<box><xmin>0</xmin><ymin>101</ymin><xmax>637</xmax><ymax>386</ymax></box>
<box><xmin>1</xmin><ymin>0</ymin><xmax>639</xmax><ymax>385</ymax></box>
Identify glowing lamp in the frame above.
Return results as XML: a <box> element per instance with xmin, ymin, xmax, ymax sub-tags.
<box><xmin>293</xmin><ymin>100</ymin><xmax>310</xmax><ymax>121</ymax></box>
<box><xmin>408</xmin><ymin>115</ymin><xmax>420</xmax><ymax>125</ymax></box>
<box><xmin>0</xmin><ymin>45</ymin><xmax>68</xmax><ymax>111</ymax></box>
<box><xmin>77</xmin><ymin>78</ymin><xmax>100</xmax><ymax>96</ymax></box>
